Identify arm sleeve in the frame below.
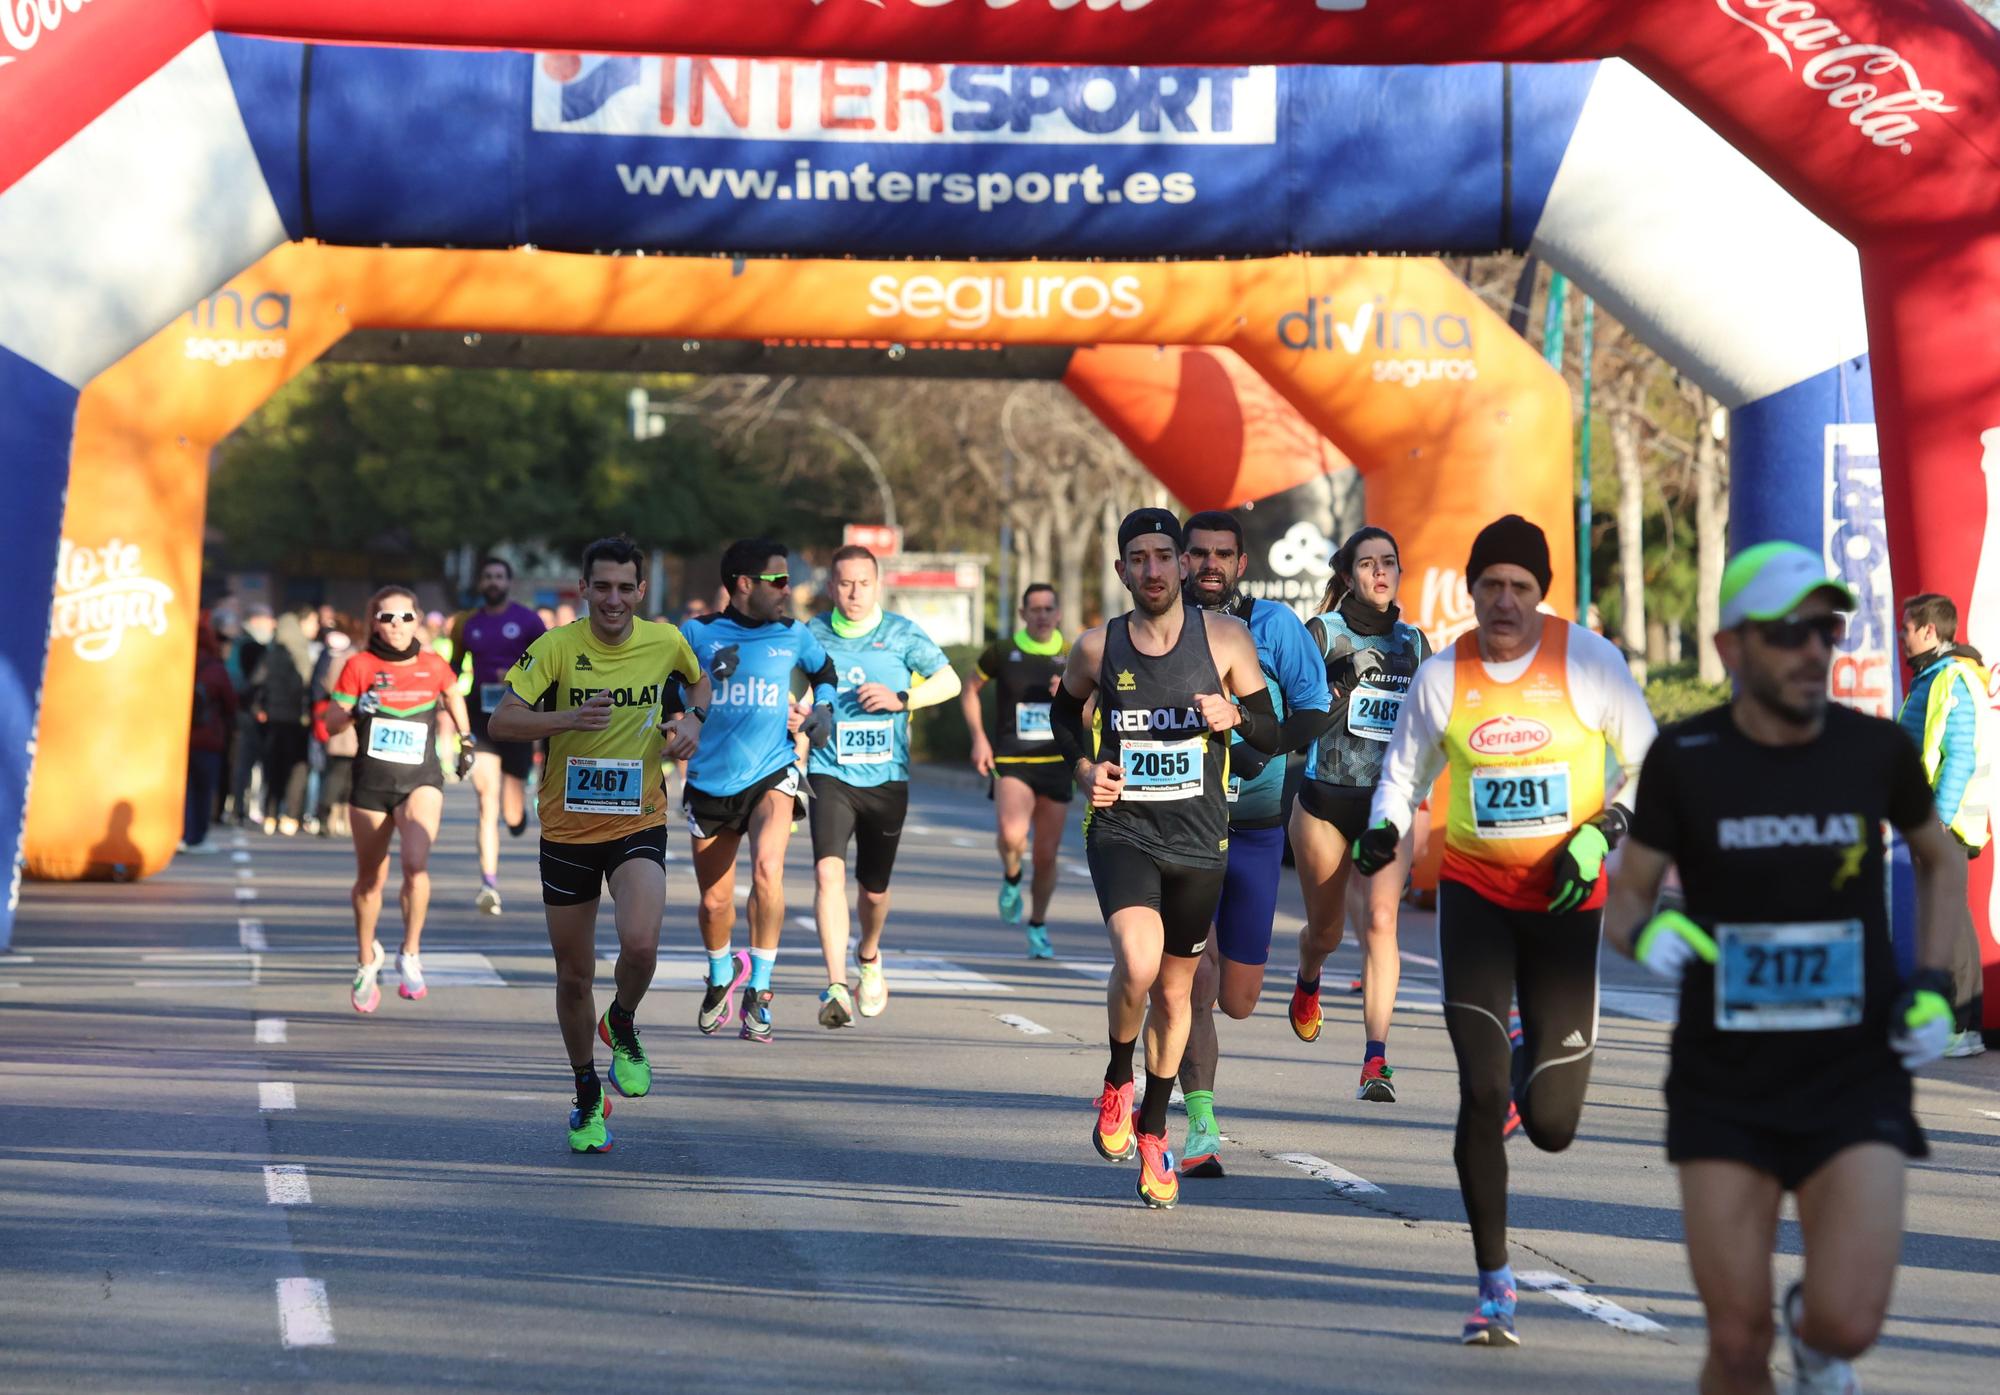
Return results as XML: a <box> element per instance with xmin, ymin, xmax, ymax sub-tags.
<box><xmin>1234</xmin><ymin>685</ymin><xmax>1282</xmax><ymax>754</ymax></box>
<box><xmin>1051</xmin><ymin>682</ymin><xmax>1090</xmax><ymax>768</ymax></box>
<box><xmin>1931</xmin><ymin>673</ymin><xmax>1979</xmax><ymax>824</ymax></box>
<box><xmin>1626</xmin><ymin>729</ymin><xmax>1684</xmax><ymax>858</ymax></box>
<box><xmin>1368</xmin><ymin>654</ymin><xmax>1453</xmax><ymax>832</ymax></box>
<box><xmin>504</xmin><ymin>634</ymin><xmax>558</xmax><ymax>707</ymax></box>
<box><xmin>1280</xmin><ymin>705</ymin><xmax>1336</xmax><ymax>752</ymax></box>
<box><xmin>1889</xmin><ymin>719</ymin><xmax>1941</xmax><ymax>832</ymax></box>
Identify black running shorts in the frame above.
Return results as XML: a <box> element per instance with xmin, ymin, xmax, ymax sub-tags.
<box><xmin>991</xmin><ymin>760</ymin><xmax>1074</xmax><ymax>805</ymax></box>
<box><xmin>1297</xmin><ymin>780</ymin><xmax>1374</xmax><ymax>842</ymax></box>
<box><xmin>808</xmin><ymin>776</ymin><xmax>909</xmax><ymax>894</ymax></box>
<box><xmin>1085</xmin><ymin>835</ymin><xmax>1226</xmax><ymax>959</ymax></box>
<box><xmin>1666</xmin><ymin>1084</ymin><xmax>1927</xmax><ymax>1191</ymax></box>
<box><xmin>539</xmin><ymin>826</ymin><xmax>668</xmax><ymax>907</ymax></box>
<box><xmin>469</xmin><ymin>704</ymin><xmax>535</xmax><ymax>780</ymax></box>
<box><xmin>684</xmin><ymin>764</ymin><xmax>804</xmax><ymax>841</ymax></box>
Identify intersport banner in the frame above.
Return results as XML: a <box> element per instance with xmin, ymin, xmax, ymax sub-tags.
<box><xmin>217</xmin><ymin>41</ymin><xmax>1589</xmax><ymax>256</ymax></box>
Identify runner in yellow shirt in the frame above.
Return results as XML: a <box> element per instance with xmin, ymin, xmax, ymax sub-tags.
<box><xmin>489</xmin><ymin>535</ymin><xmax>707</xmax><ymax>1153</ymax></box>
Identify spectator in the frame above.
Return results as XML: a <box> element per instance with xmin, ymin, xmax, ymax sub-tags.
<box><xmin>259</xmin><ymin>608</ymin><xmax>316</xmax><ymax>835</ymax></box>
<box><xmin>311</xmin><ymin>617</ymin><xmax>358</xmax><ymax>837</ymax></box>
<box><xmin>1897</xmin><ymin>592</ymin><xmax>1993</xmax><ymax>1057</ymax></box>
<box><xmin>183</xmin><ymin>612</ymin><xmax>237</xmax><ymax>854</ymax></box>
<box><xmin>229</xmin><ymin>605</ymin><xmax>273</xmax><ymax>826</ymax></box>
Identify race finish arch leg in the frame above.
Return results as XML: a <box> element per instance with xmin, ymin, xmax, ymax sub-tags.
<box><xmin>24</xmin><ymin>245</ymin><xmax>1565</xmax><ymax>887</ymax></box>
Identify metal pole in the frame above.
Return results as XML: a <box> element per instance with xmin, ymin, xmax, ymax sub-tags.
<box><xmin>1577</xmin><ymin>296</ymin><xmax>1596</xmax><ymax>619</ymax></box>
<box><xmin>997</xmin><ymin>448</ymin><xmax>1015</xmax><ymax>638</ymax></box>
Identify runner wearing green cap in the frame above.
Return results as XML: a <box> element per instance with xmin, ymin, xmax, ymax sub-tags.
<box><xmin>1606</xmin><ymin>539</ymin><xmax>1966</xmax><ymax>1395</ymax></box>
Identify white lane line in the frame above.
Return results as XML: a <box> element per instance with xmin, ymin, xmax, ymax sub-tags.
<box><xmin>232</xmin><ymin>850</ymin><xmax>251</xmax><ymax>864</ymax></box>
<box><xmin>256</xmin><ymin>1017</ymin><xmax>287</xmax><ymax>1044</ymax></box>
<box><xmin>276</xmin><ymin>1277</ymin><xmax>335</xmax><ymax>1348</ymax></box>
<box><xmin>1977</xmin><ymin>1109</ymin><xmax>2000</xmax><ymax>1121</ymax></box>
<box><xmin>236</xmin><ymin>867</ymin><xmax>255</xmax><ymax>881</ymax></box>
<box><xmin>263</xmin><ymin>1166</ymin><xmax>312</xmax><ymax>1206</ymax></box>
<box><xmin>234</xmin><ymin>887</ymin><xmax>257</xmax><ymax>902</ymax></box>
<box><xmin>1274</xmin><ymin>1152</ymin><xmax>1385</xmax><ymax>1197</ymax></box>
<box><xmin>950</xmin><ymin>835</ymin><xmax>979</xmax><ymax>848</ymax></box>
<box><xmin>996</xmin><ymin>1013</ymin><xmax>1051</xmax><ymax>1035</ymax></box>
<box><xmin>1399</xmin><ymin>948</ymin><xmax>1440</xmax><ymax>967</ymax></box>
<box><xmin>1065</xmin><ymin>861</ymin><xmax>1092</xmax><ymax>878</ymax></box>
<box><xmin>404</xmin><ymin>952</ymin><xmax>504</xmax><ymax>988</ymax></box>
<box><xmin>238</xmin><ymin>918</ymin><xmax>268</xmax><ymax>952</ymax></box>
<box><xmin>1518</xmin><ymin>1272</ymin><xmax>1667</xmax><ymax>1334</ymax></box>
<box><xmin>906</xmin><ymin>823</ymin><xmax>936</xmax><ymax>836</ymax></box>
<box><xmin>793</xmin><ymin>915</ymin><xmax>816</xmax><ymax>933</ymax></box>
<box><xmin>3</xmin><ymin>955</ymin><xmax>33</xmax><ymax>963</ymax></box>
<box><xmin>1600</xmin><ymin>989</ymin><xmax>1678</xmax><ymax>1024</ymax></box>
<box><xmin>0</xmin><ymin>981</ymin><xmax>20</xmax><ymax>989</ymax></box>
<box><xmin>1060</xmin><ymin>959</ymin><xmax>1114</xmax><ymax>978</ymax></box>
<box><xmin>259</xmin><ymin>1082</ymin><xmax>296</xmax><ymax>1111</ymax></box>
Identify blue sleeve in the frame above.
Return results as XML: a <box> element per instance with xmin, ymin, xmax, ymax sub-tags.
<box><xmin>1273</xmin><ymin>610</ymin><xmax>1331</xmax><ymax>714</ymax></box>
<box><xmin>798</xmin><ymin>625</ymin><xmax>839</xmax><ymax>706</ymax></box>
<box><xmin>1933</xmin><ymin>672</ymin><xmax>1980</xmax><ymax>823</ymax></box>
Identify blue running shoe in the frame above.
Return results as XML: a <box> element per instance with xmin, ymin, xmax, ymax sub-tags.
<box><xmin>1025</xmin><ymin>923</ymin><xmax>1053</xmax><ymax>959</ymax></box>
<box><xmin>1462</xmin><ymin>1291</ymin><xmax>1519</xmax><ymax>1347</ymax></box>
<box><xmin>999</xmin><ymin>877</ymin><xmax>1024</xmax><ymax>925</ymax></box>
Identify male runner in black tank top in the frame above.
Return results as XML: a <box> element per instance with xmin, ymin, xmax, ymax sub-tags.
<box><xmin>1049</xmin><ymin>508</ymin><xmax>1282</xmax><ymax>1210</ymax></box>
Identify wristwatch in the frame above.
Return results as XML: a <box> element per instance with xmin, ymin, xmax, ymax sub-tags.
<box><xmin>895</xmin><ymin>691</ymin><xmax>910</xmax><ymax>709</ymax></box>
<box><xmin>687</xmin><ymin>705</ymin><xmax>708</xmax><ymax>723</ymax></box>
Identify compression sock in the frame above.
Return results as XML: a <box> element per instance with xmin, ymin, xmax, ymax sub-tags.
<box><xmin>1183</xmin><ymin>1089</ymin><xmax>1216</xmax><ymax>1136</ymax></box>
<box><xmin>1138</xmin><ymin>1071</ymin><xmax>1175</xmax><ymax>1138</ymax></box>
<box><xmin>1298</xmin><ymin>972</ymin><xmax>1321</xmax><ymax>995</ymax></box>
<box><xmin>1479</xmin><ymin>1265</ymin><xmax>1517</xmax><ymax>1310</ymax></box>
<box><xmin>608</xmin><ymin>998</ymin><xmax>635</xmax><ymax>1028</ymax></box>
<box><xmin>573</xmin><ymin>1066</ymin><xmax>601</xmax><ymax>1112</ymax></box>
<box><xmin>749</xmin><ymin>948</ymin><xmax>777</xmax><ymax>993</ymax></box>
<box><xmin>1106</xmin><ymin>1036</ymin><xmax>1137</xmax><ymax>1089</ymax></box>
<box><xmin>1005</xmin><ymin>869</ymin><xmax>1022</xmax><ymax>885</ymax></box>
<box><xmin>707</xmin><ymin>947</ymin><xmax>734</xmax><ymax>987</ymax></box>
<box><xmin>1365</xmin><ymin>1038</ymin><xmax>1387</xmax><ymax>1063</ymax></box>
<box><xmin>481</xmin><ymin>870</ymin><xmax>498</xmax><ymax>889</ymax></box>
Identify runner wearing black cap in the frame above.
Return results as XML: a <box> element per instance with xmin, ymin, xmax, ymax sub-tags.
<box><xmin>1049</xmin><ymin>507</ymin><xmax>1283</xmax><ymax>1209</ymax></box>
<box><xmin>1354</xmin><ymin>514</ymin><xmax>1656</xmax><ymax>1345</ymax></box>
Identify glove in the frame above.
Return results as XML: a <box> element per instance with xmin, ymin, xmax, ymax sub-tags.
<box><xmin>454</xmin><ymin>741</ymin><xmax>478</xmax><ymax>780</ymax></box>
<box><xmin>1631</xmin><ymin>909</ymin><xmax>1718</xmax><ymax>980</ymax></box>
<box><xmin>1889</xmin><ymin>968</ymin><xmax>1955</xmax><ymax>1071</ymax></box>
<box><xmin>1548</xmin><ymin>822</ymin><xmax>1611</xmax><ymax>913</ymax></box>
<box><xmin>1351</xmin><ymin>820</ymin><xmax>1401</xmax><ymax>877</ymax></box>
<box><xmin>354</xmin><ymin>689</ymin><xmax>381</xmax><ymax>717</ymax></box>
<box><xmin>1229</xmin><ymin>740</ymin><xmax>1273</xmax><ymax>783</ymax></box>
<box><xmin>799</xmin><ymin>702</ymin><xmax>836</xmax><ymax>750</ymax></box>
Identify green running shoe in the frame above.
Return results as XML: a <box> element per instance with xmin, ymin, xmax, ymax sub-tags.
<box><xmin>568</xmin><ymin>1088</ymin><xmax>613</xmax><ymax>1154</ymax></box>
<box><xmin>596</xmin><ymin>1010</ymin><xmax>651</xmax><ymax>1098</ymax></box>
<box><xmin>999</xmin><ymin>877</ymin><xmax>1024</xmax><ymax>925</ymax></box>
<box><xmin>1180</xmin><ymin>1120</ymin><xmax>1224</xmax><ymax>1179</ymax></box>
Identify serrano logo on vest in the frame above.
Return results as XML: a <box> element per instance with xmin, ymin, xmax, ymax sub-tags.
<box><xmin>50</xmin><ymin>538</ymin><xmax>174</xmax><ymax>662</ymax></box>
<box><xmin>1466</xmin><ymin>715</ymin><xmax>1552</xmax><ymax>757</ymax></box>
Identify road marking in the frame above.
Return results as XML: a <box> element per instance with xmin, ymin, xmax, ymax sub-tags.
<box><xmin>996</xmin><ymin>1013</ymin><xmax>1051</xmax><ymax>1035</ymax></box>
<box><xmin>404</xmin><ymin>952</ymin><xmax>504</xmax><ymax>988</ymax></box>
<box><xmin>906</xmin><ymin>823</ymin><xmax>936</xmax><ymax>836</ymax></box>
<box><xmin>793</xmin><ymin>915</ymin><xmax>816</xmax><ymax>933</ymax></box>
<box><xmin>259</xmin><ymin>1082</ymin><xmax>296</xmax><ymax>1111</ymax></box>
<box><xmin>1518</xmin><ymin>1272</ymin><xmax>1666</xmax><ymax>1333</ymax></box>
<box><xmin>951</xmin><ymin>835</ymin><xmax>979</xmax><ymax>848</ymax></box>
<box><xmin>1274</xmin><ymin>1152</ymin><xmax>1384</xmax><ymax>1196</ymax></box>
<box><xmin>234</xmin><ymin>887</ymin><xmax>257</xmax><ymax>902</ymax></box>
<box><xmin>1060</xmin><ymin>959</ymin><xmax>1113</xmax><ymax>978</ymax></box>
<box><xmin>256</xmin><ymin>1017</ymin><xmax>287</xmax><ymax>1044</ymax></box>
<box><xmin>877</xmin><ymin>955</ymin><xmax>1010</xmax><ymax>995</ymax></box>
<box><xmin>236</xmin><ymin>867</ymin><xmax>255</xmax><ymax>881</ymax></box>
<box><xmin>238</xmin><ymin>918</ymin><xmax>267</xmax><ymax>951</ymax></box>
<box><xmin>1600</xmin><ymin>989</ymin><xmax>1678</xmax><ymax>1024</ymax></box>
<box><xmin>1977</xmin><ymin>1109</ymin><xmax>2000</xmax><ymax>1121</ymax></box>
<box><xmin>276</xmin><ymin>1277</ymin><xmax>335</xmax><ymax>1348</ymax></box>
<box><xmin>231</xmin><ymin>851</ymin><xmax>251</xmax><ymax>864</ymax></box>
<box><xmin>0</xmin><ymin>955</ymin><xmax>29</xmax><ymax>963</ymax></box>
<box><xmin>263</xmin><ymin>1166</ymin><xmax>312</xmax><ymax>1205</ymax></box>
<box><xmin>134</xmin><ymin>952</ymin><xmax>260</xmax><ymax>989</ymax></box>
<box><xmin>1065</xmin><ymin>861</ymin><xmax>1092</xmax><ymax>878</ymax></box>
<box><xmin>1399</xmin><ymin>948</ymin><xmax>1439</xmax><ymax>967</ymax></box>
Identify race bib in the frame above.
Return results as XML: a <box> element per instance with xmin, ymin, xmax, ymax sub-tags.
<box><xmin>365</xmin><ymin>718</ymin><xmax>427</xmax><ymax>766</ymax></box>
<box><xmin>1469</xmin><ymin>762</ymin><xmax>1571</xmax><ymax>839</ymax></box>
<box><xmin>1015</xmin><ymin>702</ymin><xmax>1054</xmax><ymax>743</ymax></box>
<box><xmin>1346</xmin><ymin>684</ymin><xmax>1404</xmax><ymax>742</ymax></box>
<box><xmin>1120</xmin><ymin>736</ymin><xmax>1205</xmax><ymax>803</ymax></box>
<box><xmin>1714</xmin><ymin>920</ymin><xmax>1864</xmax><ymax>1033</ymax></box>
<box><xmin>836</xmin><ymin>718</ymin><xmax>895</xmax><ymax>767</ymax></box>
<box><xmin>565</xmin><ymin>757</ymin><xmax>645</xmax><ymax>816</ymax></box>
<box><xmin>479</xmin><ymin>682</ymin><xmax>508</xmax><ymax>714</ymax></box>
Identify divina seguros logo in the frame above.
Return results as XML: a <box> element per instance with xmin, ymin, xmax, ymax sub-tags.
<box><xmin>0</xmin><ymin>0</ymin><xmax>94</xmax><ymax>72</ymax></box>
<box><xmin>867</xmin><ymin>271</ymin><xmax>1144</xmax><ymax>330</ymax></box>
<box><xmin>183</xmin><ymin>289</ymin><xmax>292</xmax><ymax>366</ymax></box>
<box><xmin>1275</xmin><ymin>296</ymin><xmax>1477</xmax><ymax>389</ymax></box>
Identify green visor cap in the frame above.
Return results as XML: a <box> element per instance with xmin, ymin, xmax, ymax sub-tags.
<box><xmin>1718</xmin><ymin>541</ymin><xmax>1858</xmax><ymax>629</ymax></box>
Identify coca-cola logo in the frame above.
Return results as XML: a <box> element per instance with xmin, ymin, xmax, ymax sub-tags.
<box><xmin>1714</xmin><ymin>1</ymin><xmax>1954</xmax><ymax>155</ymax></box>
<box><xmin>50</xmin><ymin>537</ymin><xmax>174</xmax><ymax>662</ymax></box>
<box><xmin>0</xmin><ymin>0</ymin><xmax>96</xmax><ymax>72</ymax></box>
<box><xmin>1467</xmin><ymin>715</ymin><xmax>1551</xmax><ymax>757</ymax></box>
<box><xmin>809</xmin><ymin>0</ymin><xmax>1158</xmax><ymax>9</ymax></box>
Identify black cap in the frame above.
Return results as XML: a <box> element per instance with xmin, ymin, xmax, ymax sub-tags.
<box><xmin>1117</xmin><ymin>507</ymin><xmax>1183</xmax><ymax>555</ymax></box>
<box><xmin>1466</xmin><ymin>514</ymin><xmax>1552</xmax><ymax>595</ymax></box>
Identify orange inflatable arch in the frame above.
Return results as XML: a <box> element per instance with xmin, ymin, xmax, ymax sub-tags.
<box><xmin>28</xmin><ymin>244</ymin><xmax>1567</xmax><ymax>880</ymax></box>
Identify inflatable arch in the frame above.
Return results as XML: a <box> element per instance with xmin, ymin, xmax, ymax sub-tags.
<box><xmin>24</xmin><ymin>243</ymin><xmax>1563</xmax><ymax>883</ymax></box>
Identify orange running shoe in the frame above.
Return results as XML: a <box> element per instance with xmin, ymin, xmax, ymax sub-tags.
<box><xmin>1136</xmin><ymin>1131</ymin><xmax>1179</xmax><ymax>1209</ymax></box>
<box><xmin>1092</xmin><ymin>1081</ymin><xmax>1137</xmax><ymax>1162</ymax></box>
<box><xmin>1357</xmin><ymin>1056</ymin><xmax>1397</xmax><ymax>1103</ymax></box>
<box><xmin>1289</xmin><ymin>979</ymin><xmax>1323</xmax><ymax>1043</ymax></box>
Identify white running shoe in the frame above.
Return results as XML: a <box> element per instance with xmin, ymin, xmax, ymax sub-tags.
<box><xmin>1943</xmin><ymin>1029</ymin><xmax>1987</xmax><ymax>1058</ymax></box>
<box><xmin>474</xmin><ymin>884</ymin><xmax>502</xmax><ymax>916</ymax></box>
<box><xmin>856</xmin><ymin>958</ymin><xmax>888</xmax><ymax>1018</ymax></box>
<box><xmin>1783</xmin><ymin>1281</ymin><xmax>1861</xmax><ymax>1394</ymax></box>
<box><xmin>397</xmin><ymin>952</ymin><xmax>428</xmax><ymax>1001</ymax></box>
<box><xmin>350</xmin><ymin>942</ymin><xmax>385</xmax><ymax>1014</ymax></box>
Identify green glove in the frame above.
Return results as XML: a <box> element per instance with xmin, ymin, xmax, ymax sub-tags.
<box><xmin>1632</xmin><ymin>909</ymin><xmax>1719</xmax><ymax>979</ymax></box>
<box><xmin>1547</xmin><ymin>823</ymin><xmax>1610</xmax><ymax>913</ymax></box>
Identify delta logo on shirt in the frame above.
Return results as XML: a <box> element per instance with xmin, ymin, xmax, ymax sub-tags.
<box><xmin>704</xmin><ymin>642</ymin><xmax>788</xmax><ymax>709</ymax></box>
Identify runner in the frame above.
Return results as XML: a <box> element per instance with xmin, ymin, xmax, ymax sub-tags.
<box><xmin>961</xmin><ymin>583</ymin><xmax>1071</xmax><ymax>958</ymax></box>
<box><xmin>487</xmin><ymin>535</ymin><xmax>706</xmax><ymax>1154</ymax></box>
<box><xmin>324</xmin><ymin>586</ymin><xmax>475</xmax><ymax>1015</ymax></box>
<box><xmin>1607</xmin><ymin>541</ymin><xmax>1964</xmax><ymax>1393</ymax></box>
<box><xmin>681</xmin><ymin>538</ymin><xmax>839</xmax><ymax>1044</ymax></box>
<box><xmin>1353</xmin><ymin>514</ymin><xmax>1655</xmax><ymax>1345</ymax></box>
<box><xmin>806</xmin><ymin>545</ymin><xmax>961</xmax><ymax>1027</ymax></box>
<box><xmin>1289</xmin><ymin>527</ymin><xmax>1433</xmax><ymax>1104</ymax></box>
<box><xmin>1174</xmin><ymin>511</ymin><xmax>1331</xmax><ymax>1177</ymax></box>
<box><xmin>454</xmin><ymin>556</ymin><xmax>547</xmax><ymax>916</ymax></box>
<box><xmin>1050</xmin><ymin>508</ymin><xmax>1282</xmax><ymax>1210</ymax></box>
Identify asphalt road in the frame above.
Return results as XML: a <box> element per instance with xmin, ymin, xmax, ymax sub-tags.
<box><xmin>3</xmin><ymin>772</ymin><xmax>1996</xmax><ymax>1393</ymax></box>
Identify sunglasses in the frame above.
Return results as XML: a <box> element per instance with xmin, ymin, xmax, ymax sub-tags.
<box><xmin>755</xmin><ymin>573</ymin><xmax>791</xmax><ymax>588</ymax></box>
<box><xmin>1747</xmin><ymin>613</ymin><xmax>1845</xmax><ymax>650</ymax></box>
<box><xmin>376</xmin><ymin>611</ymin><xmax>418</xmax><ymax>624</ymax></box>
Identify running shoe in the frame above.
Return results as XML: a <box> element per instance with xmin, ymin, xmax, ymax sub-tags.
<box><xmin>1135</xmin><ymin>1131</ymin><xmax>1179</xmax><ymax>1209</ymax></box>
<box><xmin>1357</xmin><ymin>1056</ymin><xmax>1397</xmax><ymax>1103</ymax></box>
<box><xmin>1024</xmin><ymin>923</ymin><xmax>1054</xmax><ymax>960</ymax></box>
<box><xmin>818</xmin><ymin>983</ymin><xmax>854</xmax><ymax>1030</ymax></box>
<box><xmin>856</xmin><ymin>959</ymin><xmax>888</xmax><ymax>1017</ymax></box>
<box><xmin>1502</xmin><ymin>1100</ymin><xmax>1522</xmax><ymax>1140</ymax></box>
<box><xmin>1288</xmin><ymin>980</ymin><xmax>1322</xmax><ymax>1043</ymax></box>
<box><xmin>740</xmin><ymin>987</ymin><xmax>775</xmax><ymax>1044</ymax></box>
<box><xmin>1462</xmin><ymin>1291</ymin><xmax>1520</xmax><ymax>1347</ymax></box>
<box><xmin>568</xmin><ymin>1088</ymin><xmax>613</xmax><ymax>1154</ymax></box>
<box><xmin>396</xmin><ymin>952</ymin><xmax>427</xmax><ymax>1002</ymax></box>
<box><xmin>1784</xmin><ymin>1281</ymin><xmax>1861</xmax><ymax>1393</ymax></box>
<box><xmin>475</xmin><ymin>884</ymin><xmax>502</xmax><ymax>916</ymax></box>
<box><xmin>1092</xmin><ymin>1081</ymin><xmax>1137</xmax><ymax>1162</ymax></box>
<box><xmin>697</xmin><ymin>951</ymin><xmax>751</xmax><ymax>1035</ymax></box>
<box><xmin>1180</xmin><ymin>1120</ymin><xmax>1224</xmax><ymax>1179</ymax></box>
<box><xmin>1347</xmin><ymin>977</ymin><xmax>1364</xmax><ymax>995</ymax></box>
<box><xmin>1944</xmin><ymin>1029</ymin><xmax>1988</xmax><ymax>1058</ymax></box>
<box><xmin>999</xmin><ymin>877</ymin><xmax>1025</xmax><ymax>925</ymax></box>
<box><xmin>350</xmin><ymin>942</ymin><xmax>385</xmax><ymax>1014</ymax></box>
<box><xmin>597</xmin><ymin>1009</ymin><xmax>651</xmax><ymax>1097</ymax></box>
